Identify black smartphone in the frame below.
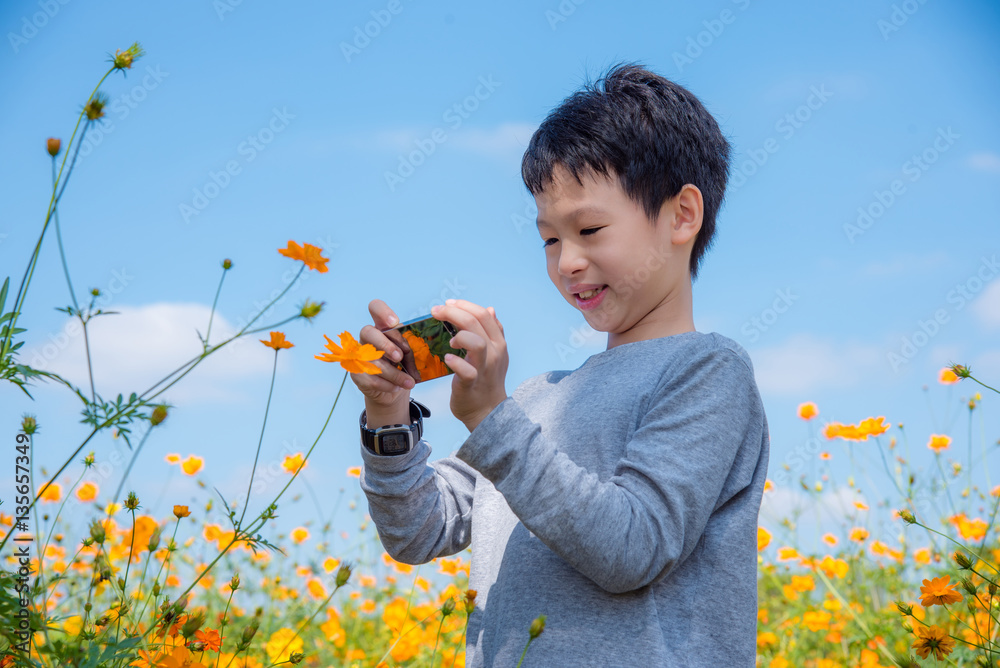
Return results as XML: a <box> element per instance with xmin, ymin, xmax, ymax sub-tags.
<box><xmin>380</xmin><ymin>313</ymin><xmax>467</xmax><ymax>383</ymax></box>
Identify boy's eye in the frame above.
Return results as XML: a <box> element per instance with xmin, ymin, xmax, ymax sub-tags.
<box><xmin>541</xmin><ymin>227</ymin><xmax>602</xmax><ymax>249</ymax></box>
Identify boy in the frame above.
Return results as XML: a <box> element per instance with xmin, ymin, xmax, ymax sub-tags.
<box><xmin>351</xmin><ymin>62</ymin><xmax>769</xmax><ymax>667</ymax></box>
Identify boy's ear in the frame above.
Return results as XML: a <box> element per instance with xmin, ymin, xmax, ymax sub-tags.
<box><xmin>666</xmin><ymin>184</ymin><xmax>703</xmax><ymax>247</ymax></box>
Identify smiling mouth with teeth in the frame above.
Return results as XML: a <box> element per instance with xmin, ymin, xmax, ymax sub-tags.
<box><xmin>577</xmin><ymin>287</ymin><xmax>605</xmax><ymax>300</ymax></box>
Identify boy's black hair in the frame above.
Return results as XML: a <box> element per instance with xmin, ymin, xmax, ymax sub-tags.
<box><xmin>521</xmin><ymin>62</ymin><xmax>732</xmax><ymax>280</ymax></box>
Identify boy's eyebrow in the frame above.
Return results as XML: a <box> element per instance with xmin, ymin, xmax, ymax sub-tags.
<box><xmin>536</xmin><ymin>205</ymin><xmax>607</xmax><ymax>230</ymax></box>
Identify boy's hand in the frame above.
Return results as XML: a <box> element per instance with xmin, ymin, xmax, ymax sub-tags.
<box><xmin>352</xmin><ymin>299</ymin><xmax>417</xmax><ymax>410</ymax></box>
<box><xmin>432</xmin><ymin>299</ymin><xmax>509</xmax><ymax>432</ymax></box>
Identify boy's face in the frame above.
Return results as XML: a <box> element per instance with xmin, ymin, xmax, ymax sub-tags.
<box><xmin>534</xmin><ymin>164</ymin><xmax>703</xmax><ymax>348</ymax></box>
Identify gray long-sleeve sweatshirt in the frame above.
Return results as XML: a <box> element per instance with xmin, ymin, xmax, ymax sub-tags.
<box><xmin>359</xmin><ymin>331</ymin><xmax>770</xmax><ymax>667</ymax></box>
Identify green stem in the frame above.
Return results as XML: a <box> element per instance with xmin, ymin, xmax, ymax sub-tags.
<box><xmin>115</xmin><ymin>508</ymin><xmax>138</xmax><ymax>642</ymax></box>
<box><xmin>51</xmin><ymin>155</ymin><xmax>79</xmax><ymax>314</ymax></box>
<box><xmin>238</xmin><ymin>350</ymin><xmax>280</xmax><ymax>529</ymax></box>
<box><xmin>515</xmin><ymin>638</ymin><xmax>535</xmax><ymax>668</ymax></box>
<box><xmin>110</xmin><ymin>425</ymin><xmax>155</xmax><ymax>509</ymax></box>
<box><xmin>204</xmin><ymin>268</ymin><xmax>228</xmax><ymax>351</ymax></box>
<box><xmin>967</xmin><ymin>374</ymin><xmax>999</xmax><ymax>396</ymax></box>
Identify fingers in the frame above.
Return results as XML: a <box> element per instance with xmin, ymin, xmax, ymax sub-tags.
<box><xmin>368</xmin><ymin>299</ymin><xmax>400</xmax><ymax>330</ymax></box>
<box><xmin>434</xmin><ymin>299</ymin><xmax>503</xmax><ymax>346</ymax></box>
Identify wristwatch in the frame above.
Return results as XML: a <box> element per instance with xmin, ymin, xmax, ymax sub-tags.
<box><xmin>360</xmin><ymin>399</ymin><xmax>431</xmax><ymax>456</ymax></box>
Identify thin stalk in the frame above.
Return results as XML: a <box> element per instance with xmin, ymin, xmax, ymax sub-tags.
<box><xmin>51</xmin><ymin>155</ymin><xmax>79</xmax><ymax>313</ymax></box>
<box><xmin>110</xmin><ymin>425</ymin><xmax>155</xmax><ymax>510</ymax></box>
<box><xmin>204</xmin><ymin>268</ymin><xmax>228</xmax><ymax>350</ymax></box>
<box><xmin>237</xmin><ymin>350</ymin><xmax>280</xmax><ymax>529</ymax></box>
<box><xmin>115</xmin><ymin>508</ymin><xmax>138</xmax><ymax>642</ymax></box>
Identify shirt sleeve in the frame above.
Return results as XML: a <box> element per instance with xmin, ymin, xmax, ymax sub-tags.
<box><xmin>359</xmin><ymin>439</ymin><xmax>478</xmax><ymax>565</ymax></box>
<box><xmin>455</xmin><ymin>346</ymin><xmax>764</xmax><ymax>594</ymax></box>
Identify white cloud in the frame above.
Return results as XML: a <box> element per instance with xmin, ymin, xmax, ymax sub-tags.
<box><xmin>22</xmin><ymin>302</ymin><xmax>276</xmax><ymax>405</ymax></box>
<box><xmin>968</xmin><ymin>151</ymin><xmax>1000</xmax><ymax>173</ymax></box>
<box><xmin>760</xmin><ymin>485</ymin><xmax>862</xmax><ymax>526</ymax></box>
<box><xmin>972</xmin><ymin>278</ymin><xmax>1000</xmax><ymax>330</ymax></box>
<box><xmin>749</xmin><ymin>334</ymin><xmax>883</xmax><ymax>395</ymax></box>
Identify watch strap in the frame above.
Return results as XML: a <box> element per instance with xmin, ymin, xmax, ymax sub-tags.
<box><xmin>360</xmin><ymin>399</ymin><xmax>431</xmax><ymax>455</ymax></box>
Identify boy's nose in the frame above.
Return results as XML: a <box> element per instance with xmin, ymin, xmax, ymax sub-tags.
<box><xmin>557</xmin><ymin>244</ymin><xmax>588</xmax><ymax>277</ymax></box>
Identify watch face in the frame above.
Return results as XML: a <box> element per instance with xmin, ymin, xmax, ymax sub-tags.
<box><xmin>380</xmin><ymin>432</ymin><xmax>411</xmax><ymax>455</ymax></box>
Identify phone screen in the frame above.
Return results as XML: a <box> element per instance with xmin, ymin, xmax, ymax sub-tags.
<box><xmin>380</xmin><ymin>314</ymin><xmax>467</xmax><ymax>383</ymax></box>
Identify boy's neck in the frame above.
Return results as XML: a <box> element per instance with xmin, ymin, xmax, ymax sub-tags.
<box><xmin>606</xmin><ymin>280</ymin><xmax>696</xmax><ymax>350</ymax></box>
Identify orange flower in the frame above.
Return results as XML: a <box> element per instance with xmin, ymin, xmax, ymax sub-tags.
<box><xmin>912</xmin><ymin>624</ymin><xmax>955</xmax><ymax>660</ymax></box>
<box><xmin>949</xmin><ymin>513</ymin><xmax>987</xmax><ymax>541</ymax></box>
<box><xmin>278</xmin><ymin>240</ymin><xmax>329</xmax><ymax>273</ymax></box>
<box><xmin>797</xmin><ymin>402</ymin><xmax>818</xmax><ymax>420</ymax></box>
<box><xmin>821</xmin><ymin>533</ymin><xmax>838</xmax><ymax>546</ymax></box>
<box><xmin>195</xmin><ymin>628</ymin><xmax>222</xmax><ymax>652</ymax></box>
<box><xmin>181</xmin><ymin>456</ymin><xmax>204</xmax><ymax>476</ymax></box>
<box><xmin>40</xmin><ymin>482</ymin><xmax>62</xmax><ymax>503</ymax></box>
<box><xmin>763</xmin><ymin>479</ymin><xmax>774</xmax><ymax>493</ymax></box>
<box><xmin>173</xmin><ymin>505</ymin><xmax>191</xmax><ymax>519</ymax></box>
<box><xmin>261</xmin><ymin>331</ymin><xmax>294</xmax><ymax>350</ymax></box>
<box><xmin>281</xmin><ymin>453</ymin><xmax>307</xmax><ymax>474</ymax></box>
<box><xmin>858</xmin><ymin>416</ymin><xmax>889</xmax><ymax>437</ymax></box>
<box><xmin>290</xmin><ymin>527</ymin><xmax>310</xmax><ymax>544</ymax></box>
<box><xmin>346</xmin><ymin>466</ymin><xmax>361</xmax><ymax>478</ymax></box>
<box><xmin>75</xmin><ymin>482</ymin><xmax>98</xmax><ymax>502</ymax></box>
<box><xmin>927</xmin><ymin>434</ymin><xmax>951</xmax><ymax>453</ymax></box>
<box><xmin>164</xmin><ymin>453</ymin><xmax>181</xmax><ymax>464</ymax></box>
<box><xmin>849</xmin><ymin>527</ymin><xmax>869</xmax><ymax>542</ymax></box>
<box><xmin>757</xmin><ymin>526</ymin><xmax>771</xmax><ymax>551</ymax></box>
<box><xmin>819</xmin><ymin>451</ymin><xmax>831</xmax><ymax>461</ymax></box>
<box><xmin>824</xmin><ymin>417</ymin><xmax>889</xmax><ymax>441</ymax></box>
<box><xmin>919</xmin><ymin>575</ymin><xmax>963</xmax><ymax>607</ymax></box>
<box><xmin>776</xmin><ymin>547</ymin><xmax>800</xmax><ymax>562</ymax></box>
<box><xmin>315</xmin><ymin>332</ymin><xmax>385</xmax><ymax>374</ymax></box>
<box><xmin>854</xmin><ymin>501</ymin><xmax>869</xmax><ymax>511</ymax></box>
<box><xmin>938</xmin><ymin>367</ymin><xmax>959</xmax><ymax>384</ymax></box>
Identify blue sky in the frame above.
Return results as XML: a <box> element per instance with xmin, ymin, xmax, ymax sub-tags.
<box><xmin>2</xmin><ymin>0</ymin><xmax>999</xmax><ymax>556</ymax></box>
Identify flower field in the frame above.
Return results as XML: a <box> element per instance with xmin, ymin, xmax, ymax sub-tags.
<box><xmin>2</xmin><ymin>42</ymin><xmax>999</xmax><ymax>668</ymax></box>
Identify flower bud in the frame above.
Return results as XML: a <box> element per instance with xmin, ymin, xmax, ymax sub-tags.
<box><xmin>91</xmin><ymin>288</ymin><xmax>100</xmax><ymax>297</ymax></box>
<box><xmin>289</xmin><ymin>653</ymin><xmax>304</xmax><ymax>664</ymax></box>
<box><xmin>20</xmin><ymin>415</ymin><xmax>38</xmax><ymax>436</ymax></box>
<box><xmin>895</xmin><ymin>601</ymin><xmax>912</xmax><ymax>616</ymax></box>
<box><xmin>150</xmin><ymin>405</ymin><xmax>168</xmax><ymax>427</ymax></box>
<box><xmin>528</xmin><ymin>615</ymin><xmax>546</xmax><ymax>639</ymax></box>
<box><xmin>147</xmin><ymin>526</ymin><xmax>162</xmax><ymax>552</ymax></box>
<box><xmin>441</xmin><ymin>598</ymin><xmax>456</xmax><ymax>617</ymax></box>
<box><xmin>222</xmin><ymin>258</ymin><xmax>233</xmax><ymax>270</ymax></box>
<box><xmin>230</xmin><ymin>573</ymin><xmax>241</xmax><ymax>591</ymax></box>
<box><xmin>953</xmin><ymin>550</ymin><xmax>974</xmax><ymax>570</ymax></box>
<box><xmin>84</xmin><ymin>93</ymin><xmax>108</xmax><ymax>121</ymax></box>
<box><xmin>464</xmin><ymin>589</ymin><xmax>477</xmax><ymax>614</ymax></box>
<box><xmin>84</xmin><ymin>452</ymin><xmax>95</xmax><ymax>467</ymax></box>
<box><xmin>46</xmin><ymin>138</ymin><xmax>61</xmax><ymax>156</ymax></box>
<box><xmin>335</xmin><ymin>563</ymin><xmax>352</xmax><ymax>588</ymax></box>
<box><xmin>181</xmin><ymin>611</ymin><xmax>205</xmax><ymax>638</ymax></box>
<box><xmin>89</xmin><ymin>520</ymin><xmax>106</xmax><ymax>544</ymax></box>
<box><xmin>300</xmin><ymin>300</ymin><xmax>323</xmax><ymax>319</ymax></box>
<box><xmin>897</xmin><ymin>509</ymin><xmax>916</xmax><ymax>524</ymax></box>
<box><xmin>125</xmin><ymin>491</ymin><xmax>140</xmax><ymax>510</ymax></box>
<box><xmin>152</xmin><ymin>581</ymin><xmax>161</xmax><ymax>596</ymax></box>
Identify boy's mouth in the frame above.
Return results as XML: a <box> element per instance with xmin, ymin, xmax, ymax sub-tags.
<box><xmin>573</xmin><ymin>285</ymin><xmax>608</xmax><ymax>310</ymax></box>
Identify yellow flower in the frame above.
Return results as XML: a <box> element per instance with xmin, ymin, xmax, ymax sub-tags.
<box><xmin>181</xmin><ymin>455</ymin><xmax>204</xmax><ymax>476</ymax></box>
<box><xmin>912</xmin><ymin>624</ymin><xmax>955</xmax><ymax>660</ymax></box>
<box><xmin>797</xmin><ymin>402</ymin><xmax>818</xmax><ymax>420</ymax></box>
<box><xmin>849</xmin><ymin>527</ymin><xmax>869</xmax><ymax>542</ymax></box>
<box><xmin>260</xmin><ymin>331</ymin><xmax>294</xmax><ymax>350</ymax></box>
<box><xmin>347</xmin><ymin>466</ymin><xmax>362</xmax><ymax>478</ymax></box>
<box><xmin>282</xmin><ymin>453</ymin><xmax>307</xmax><ymax>474</ymax></box>
<box><xmin>802</xmin><ymin>610</ymin><xmax>832</xmax><ymax>632</ymax></box>
<box><xmin>290</xmin><ymin>527</ymin><xmax>310</xmax><ymax>544</ymax></box>
<box><xmin>939</xmin><ymin>367</ymin><xmax>959</xmax><ymax>384</ymax></box>
<box><xmin>265</xmin><ymin>628</ymin><xmax>303</xmax><ymax>664</ymax></box>
<box><xmin>919</xmin><ymin>575</ymin><xmax>963</xmax><ymax>607</ymax></box>
<box><xmin>164</xmin><ymin>453</ymin><xmax>181</xmax><ymax>464</ymax></box>
<box><xmin>757</xmin><ymin>526</ymin><xmax>771</xmax><ymax>551</ymax></box>
<box><xmin>40</xmin><ymin>482</ymin><xmax>62</xmax><ymax>502</ymax></box>
<box><xmin>821</xmin><ymin>533</ymin><xmax>837</xmax><ymax>546</ymax></box>
<box><xmin>278</xmin><ymin>240</ymin><xmax>329</xmax><ymax>273</ymax></box>
<box><xmin>763</xmin><ymin>479</ymin><xmax>774</xmax><ymax>493</ymax></box>
<box><xmin>75</xmin><ymin>482</ymin><xmax>98</xmax><ymax>502</ymax></box>
<box><xmin>315</xmin><ymin>331</ymin><xmax>385</xmax><ymax>374</ymax></box>
<box><xmin>173</xmin><ymin>505</ymin><xmax>191</xmax><ymax>519</ymax></box>
<box><xmin>927</xmin><ymin>434</ymin><xmax>951</xmax><ymax>453</ymax></box>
